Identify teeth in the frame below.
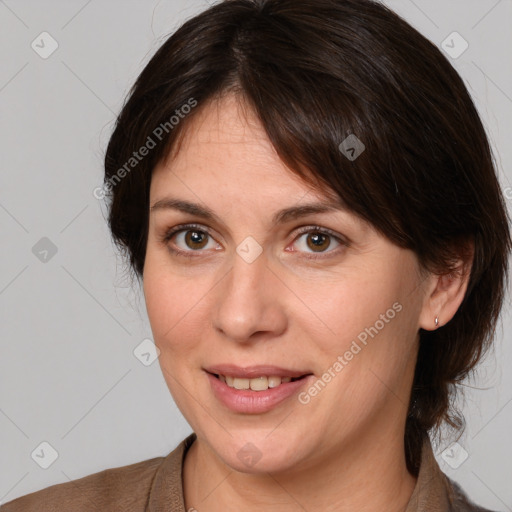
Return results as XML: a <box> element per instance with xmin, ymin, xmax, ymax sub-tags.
<box><xmin>268</xmin><ymin>376</ymin><xmax>281</xmax><ymax>388</ymax></box>
<box><xmin>219</xmin><ymin>374</ymin><xmax>295</xmax><ymax>391</ymax></box>
<box><xmin>250</xmin><ymin>376</ymin><xmax>268</xmax><ymax>391</ymax></box>
<box><xmin>233</xmin><ymin>378</ymin><xmax>250</xmax><ymax>390</ymax></box>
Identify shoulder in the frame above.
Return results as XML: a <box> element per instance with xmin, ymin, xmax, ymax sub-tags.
<box><xmin>1</xmin><ymin>455</ymin><xmax>165</xmax><ymax>512</ymax></box>
<box><xmin>445</xmin><ymin>477</ymin><xmax>500</xmax><ymax>512</ymax></box>
<box><xmin>1</xmin><ymin>433</ymin><xmax>197</xmax><ymax>512</ymax></box>
<box><xmin>408</xmin><ymin>436</ymin><xmax>500</xmax><ymax>512</ymax></box>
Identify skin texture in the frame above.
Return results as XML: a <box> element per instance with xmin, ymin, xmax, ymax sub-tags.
<box><xmin>143</xmin><ymin>94</ymin><xmax>471</xmax><ymax>512</ymax></box>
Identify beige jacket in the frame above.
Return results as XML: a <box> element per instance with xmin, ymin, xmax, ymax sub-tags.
<box><xmin>1</xmin><ymin>433</ymin><xmax>497</xmax><ymax>511</ymax></box>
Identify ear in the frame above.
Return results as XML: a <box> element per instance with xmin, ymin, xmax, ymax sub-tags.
<box><xmin>418</xmin><ymin>242</ymin><xmax>474</xmax><ymax>331</ymax></box>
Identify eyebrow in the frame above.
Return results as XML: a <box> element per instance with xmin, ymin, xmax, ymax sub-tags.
<box><xmin>150</xmin><ymin>197</ymin><xmax>348</xmax><ymax>226</ymax></box>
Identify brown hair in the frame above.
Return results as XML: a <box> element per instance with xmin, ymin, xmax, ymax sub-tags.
<box><xmin>103</xmin><ymin>0</ymin><xmax>511</xmax><ymax>474</ymax></box>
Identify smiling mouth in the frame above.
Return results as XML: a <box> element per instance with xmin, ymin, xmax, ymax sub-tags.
<box><xmin>209</xmin><ymin>373</ymin><xmax>311</xmax><ymax>391</ymax></box>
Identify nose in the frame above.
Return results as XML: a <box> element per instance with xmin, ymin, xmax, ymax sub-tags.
<box><xmin>212</xmin><ymin>247</ymin><xmax>288</xmax><ymax>344</ymax></box>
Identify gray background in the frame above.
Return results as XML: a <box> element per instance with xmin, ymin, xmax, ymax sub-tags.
<box><xmin>0</xmin><ymin>0</ymin><xmax>511</xmax><ymax>509</ymax></box>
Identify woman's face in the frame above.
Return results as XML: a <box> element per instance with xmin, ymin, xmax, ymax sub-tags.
<box><xmin>143</xmin><ymin>94</ymin><xmax>430</xmax><ymax>473</ymax></box>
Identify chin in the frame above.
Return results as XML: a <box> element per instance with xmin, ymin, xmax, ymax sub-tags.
<box><xmin>224</xmin><ymin>450</ymin><xmax>299</xmax><ymax>475</ymax></box>
<box><xmin>211</xmin><ymin>432</ymin><xmax>308</xmax><ymax>474</ymax></box>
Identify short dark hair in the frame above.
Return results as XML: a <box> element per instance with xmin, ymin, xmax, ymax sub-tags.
<box><xmin>103</xmin><ymin>0</ymin><xmax>511</xmax><ymax>474</ymax></box>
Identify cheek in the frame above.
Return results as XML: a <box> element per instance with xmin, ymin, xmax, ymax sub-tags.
<box><xmin>142</xmin><ymin>258</ymin><xmax>207</xmax><ymax>413</ymax></box>
<box><xmin>301</xmin><ymin>257</ymin><xmax>421</xmax><ymax>394</ymax></box>
<box><xmin>142</xmin><ymin>252</ymin><xmax>213</xmax><ymax>360</ymax></box>
<box><xmin>299</xmin><ymin>266</ymin><xmax>404</xmax><ymax>357</ymax></box>
<box><xmin>302</xmin><ymin>299</ymin><xmax>419</xmax><ymax>437</ymax></box>
<box><xmin>143</xmin><ymin>268</ymin><xmax>175</xmax><ymax>342</ymax></box>
<box><xmin>143</xmin><ymin>249</ymin><xmax>186</xmax><ymax>348</ymax></box>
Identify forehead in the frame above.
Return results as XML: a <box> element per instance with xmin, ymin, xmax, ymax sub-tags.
<box><xmin>150</xmin><ymin>94</ymin><xmax>336</xmax><ymax>204</ymax></box>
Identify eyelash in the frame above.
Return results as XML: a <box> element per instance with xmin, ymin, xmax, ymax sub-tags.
<box><xmin>160</xmin><ymin>223</ymin><xmax>349</xmax><ymax>260</ymax></box>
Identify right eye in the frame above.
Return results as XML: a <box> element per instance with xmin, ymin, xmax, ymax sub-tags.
<box><xmin>162</xmin><ymin>223</ymin><xmax>221</xmax><ymax>258</ymax></box>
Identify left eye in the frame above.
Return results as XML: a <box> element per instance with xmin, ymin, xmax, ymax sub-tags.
<box><xmin>293</xmin><ymin>229</ymin><xmax>342</xmax><ymax>254</ymax></box>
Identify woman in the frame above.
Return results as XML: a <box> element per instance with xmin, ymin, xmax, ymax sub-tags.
<box><xmin>3</xmin><ymin>0</ymin><xmax>509</xmax><ymax>510</ymax></box>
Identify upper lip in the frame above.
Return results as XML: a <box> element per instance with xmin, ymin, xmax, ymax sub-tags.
<box><xmin>204</xmin><ymin>364</ymin><xmax>312</xmax><ymax>379</ymax></box>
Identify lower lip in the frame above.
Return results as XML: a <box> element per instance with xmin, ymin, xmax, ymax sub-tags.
<box><xmin>206</xmin><ymin>372</ymin><xmax>313</xmax><ymax>414</ymax></box>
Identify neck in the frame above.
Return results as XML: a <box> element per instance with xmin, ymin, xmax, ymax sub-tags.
<box><xmin>183</xmin><ymin>423</ymin><xmax>418</xmax><ymax>512</ymax></box>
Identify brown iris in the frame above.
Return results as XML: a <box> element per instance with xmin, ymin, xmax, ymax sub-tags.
<box><xmin>306</xmin><ymin>232</ymin><xmax>331</xmax><ymax>252</ymax></box>
<box><xmin>185</xmin><ymin>230</ymin><xmax>209</xmax><ymax>250</ymax></box>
